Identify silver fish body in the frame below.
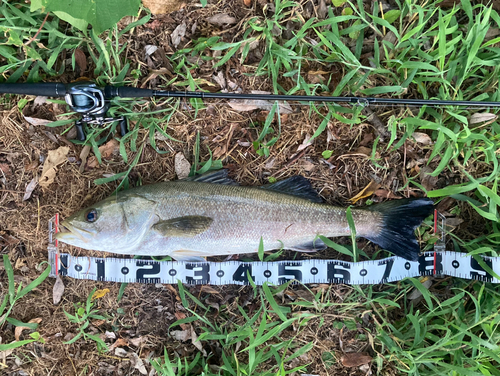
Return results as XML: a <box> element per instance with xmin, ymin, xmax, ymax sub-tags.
<box><xmin>56</xmin><ymin>171</ymin><xmax>434</xmax><ymax>261</ymax></box>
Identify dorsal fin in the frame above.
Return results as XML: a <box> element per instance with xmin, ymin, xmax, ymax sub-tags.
<box><xmin>182</xmin><ymin>169</ymin><xmax>239</xmax><ymax>185</ymax></box>
<box><xmin>261</xmin><ymin>176</ymin><xmax>323</xmax><ymax>203</ymax></box>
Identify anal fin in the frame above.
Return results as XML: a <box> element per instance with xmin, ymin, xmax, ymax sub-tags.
<box><xmin>289</xmin><ymin>238</ymin><xmax>327</xmax><ymax>252</ymax></box>
<box><xmin>170</xmin><ymin>250</ymin><xmax>207</xmax><ymax>263</ymax></box>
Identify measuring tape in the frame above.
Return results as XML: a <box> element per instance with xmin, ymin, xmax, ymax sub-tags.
<box><xmin>47</xmin><ymin>214</ymin><xmax>500</xmax><ymax>285</ymax></box>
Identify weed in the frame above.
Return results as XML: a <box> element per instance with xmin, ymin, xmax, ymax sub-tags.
<box><xmin>63</xmin><ymin>287</ymin><xmax>109</xmax><ymax>352</ymax></box>
<box><xmin>0</xmin><ymin>255</ymin><xmax>50</xmax><ymax>352</ymax></box>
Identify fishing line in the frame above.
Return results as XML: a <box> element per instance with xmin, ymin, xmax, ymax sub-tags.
<box><xmin>47</xmin><ymin>213</ymin><xmax>500</xmax><ymax>286</ymax></box>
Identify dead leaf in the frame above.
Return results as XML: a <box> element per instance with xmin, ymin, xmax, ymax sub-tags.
<box><xmin>206</xmin><ymin>14</ymin><xmax>237</xmax><ymax>26</ymax></box>
<box><xmin>412</xmin><ymin>132</ymin><xmax>432</xmax><ymax>145</ymax></box>
<box><xmin>145</xmin><ymin>44</ymin><xmax>158</xmax><ymax>57</ymax></box>
<box><xmin>115</xmin><ymin>347</ymin><xmax>129</xmax><ymax>357</ymax></box>
<box><xmin>129</xmin><ymin>337</ymin><xmax>145</xmax><ymax>347</ymax></box>
<box><xmin>92</xmin><ymin>288</ymin><xmax>110</xmax><ymax>300</ymax></box>
<box><xmin>39</xmin><ymin>146</ymin><xmax>69</xmax><ymax>188</ymax></box>
<box><xmin>354</xmin><ymin>146</ymin><xmax>372</xmax><ymax>156</ymax></box>
<box><xmin>79</xmin><ymin>145</ymin><xmax>91</xmax><ymax>173</ymax></box>
<box><xmin>445</xmin><ymin>217</ymin><xmax>464</xmax><ymax>228</ymax></box>
<box><xmin>105</xmin><ymin>331</ymin><xmax>116</xmax><ymax>339</ymax></box>
<box><xmin>350</xmin><ymin>180</ymin><xmax>380</xmax><ymax>203</ymax></box>
<box><xmin>174</xmin><ymin>311</ymin><xmax>189</xmax><ymax>330</ymax></box>
<box><xmin>470</xmin><ymin>112</ymin><xmax>498</xmax><ymax>125</ymax></box>
<box><xmin>307</xmin><ymin>70</ymin><xmax>327</xmax><ymax>84</ymax></box>
<box><xmin>22</xmin><ymin>115</ymin><xmax>52</xmax><ymax>127</ymax></box>
<box><xmin>373</xmin><ymin>189</ymin><xmax>398</xmax><ymax>199</ymax></box>
<box><xmin>190</xmin><ymin>326</ymin><xmax>206</xmax><ymax>356</ymax></box>
<box><xmin>142</xmin><ymin>0</ymin><xmax>184</xmax><ymax>14</ymax></box>
<box><xmin>109</xmin><ymin>338</ymin><xmax>129</xmax><ymax>351</ymax></box>
<box><xmin>296</xmin><ymin>134</ymin><xmax>313</xmax><ymax>152</ymax></box>
<box><xmin>0</xmin><ymin>163</ymin><xmax>11</xmax><ymax>176</ymax></box>
<box><xmin>130</xmin><ymin>352</ymin><xmax>147</xmax><ymax>375</ymax></box>
<box><xmin>170</xmin><ymin>330</ymin><xmax>190</xmax><ymax>341</ymax></box>
<box><xmin>15</xmin><ymin>318</ymin><xmax>42</xmax><ymax>341</ymax></box>
<box><xmin>175</xmin><ymin>152</ymin><xmax>191</xmax><ymax>179</ymax></box>
<box><xmin>171</xmin><ymin>22</ymin><xmax>187</xmax><ymax>48</ymax></box>
<box><xmin>421</xmin><ymin>166</ymin><xmax>438</xmax><ymax>191</ymax></box>
<box><xmin>228</xmin><ymin>99</ymin><xmax>292</xmax><ymax>114</ymax></box>
<box><xmin>101</xmin><ymin>139</ymin><xmax>120</xmax><ymax>159</ymax></box>
<box><xmin>73</xmin><ymin>48</ymin><xmax>87</xmax><ymax>75</ymax></box>
<box><xmin>341</xmin><ymin>353</ymin><xmax>372</xmax><ymax>367</ymax></box>
<box><xmin>32</xmin><ymin>96</ymin><xmax>47</xmax><ymax>106</ymax></box>
<box><xmin>25</xmin><ymin>159</ymin><xmax>39</xmax><ymax>171</ymax></box>
<box><xmin>213</xmin><ymin>71</ymin><xmax>226</xmax><ymax>89</ymax></box>
<box><xmin>408</xmin><ymin>278</ymin><xmax>432</xmax><ymax>301</ymax></box>
<box><xmin>200</xmin><ymin>286</ymin><xmax>220</xmax><ymax>294</ymax></box>
<box><xmin>53</xmin><ymin>274</ymin><xmax>65</xmax><ymax>305</ymax></box>
<box><xmin>87</xmin><ymin>140</ymin><xmax>119</xmax><ymax>169</ymax></box>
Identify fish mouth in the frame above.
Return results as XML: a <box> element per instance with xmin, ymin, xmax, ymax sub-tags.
<box><xmin>55</xmin><ymin>221</ymin><xmax>90</xmax><ymax>243</ymax></box>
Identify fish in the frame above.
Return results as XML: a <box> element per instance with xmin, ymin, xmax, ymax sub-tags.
<box><xmin>55</xmin><ymin>170</ymin><xmax>434</xmax><ymax>261</ymax></box>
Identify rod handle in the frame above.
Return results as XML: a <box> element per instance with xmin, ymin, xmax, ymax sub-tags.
<box><xmin>0</xmin><ymin>83</ymin><xmax>66</xmax><ymax>97</ymax></box>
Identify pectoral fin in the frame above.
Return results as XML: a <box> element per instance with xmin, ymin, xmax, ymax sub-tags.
<box><xmin>153</xmin><ymin>216</ymin><xmax>213</xmax><ymax>237</ymax></box>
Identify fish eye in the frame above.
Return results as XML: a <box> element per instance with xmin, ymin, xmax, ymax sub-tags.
<box><xmin>85</xmin><ymin>209</ymin><xmax>98</xmax><ymax>223</ymax></box>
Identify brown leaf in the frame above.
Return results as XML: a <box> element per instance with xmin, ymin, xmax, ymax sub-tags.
<box><xmin>73</xmin><ymin>49</ymin><xmax>87</xmax><ymax>75</ymax></box>
<box><xmin>0</xmin><ymin>163</ymin><xmax>12</xmax><ymax>176</ymax></box>
<box><xmin>171</xmin><ymin>22</ymin><xmax>187</xmax><ymax>48</ymax></box>
<box><xmin>79</xmin><ymin>145</ymin><xmax>91</xmax><ymax>173</ymax></box>
<box><xmin>142</xmin><ymin>0</ymin><xmax>184</xmax><ymax>15</ymax></box>
<box><xmin>86</xmin><ymin>141</ymin><xmax>119</xmax><ymax>169</ymax></box>
<box><xmin>373</xmin><ymin>189</ymin><xmax>398</xmax><ymax>199</ymax></box>
<box><xmin>15</xmin><ymin>318</ymin><xmax>42</xmax><ymax>341</ymax></box>
<box><xmin>296</xmin><ymin>134</ymin><xmax>313</xmax><ymax>152</ymax></box>
<box><xmin>39</xmin><ymin>146</ymin><xmax>70</xmax><ymax>188</ymax></box>
<box><xmin>170</xmin><ymin>329</ymin><xmax>190</xmax><ymax>341</ymax></box>
<box><xmin>412</xmin><ymin>132</ymin><xmax>432</xmax><ymax>145</ymax></box>
<box><xmin>175</xmin><ymin>152</ymin><xmax>191</xmax><ymax>179</ymax></box>
<box><xmin>354</xmin><ymin>146</ymin><xmax>372</xmax><ymax>156</ymax></box>
<box><xmin>23</xmin><ymin>177</ymin><xmax>38</xmax><ymax>201</ymax></box>
<box><xmin>53</xmin><ymin>274</ymin><xmax>65</xmax><ymax>305</ymax></box>
<box><xmin>24</xmin><ymin>159</ymin><xmax>39</xmax><ymax>171</ymax></box>
<box><xmin>206</xmin><ymin>14</ymin><xmax>237</xmax><ymax>26</ymax></box>
<box><xmin>421</xmin><ymin>166</ymin><xmax>438</xmax><ymax>191</ymax></box>
<box><xmin>341</xmin><ymin>352</ymin><xmax>372</xmax><ymax>367</ymax></box>
<box><xmin>22</xmin><ymin>115</ymin><xmax>52</xmax><ymax>126</ymax></box>
<box><xmin>470</xmin><ymin>112</ymin><xmax>497</xmax><ymax>125</ymax></box>
<box><xmin>174</xmin><ymin>312</ymin><xmax>189</xmax><ymax>330</ymax></box>
<box><xmin>307</xmin><ymin>70</ymin><xmax>327</xmax><ymax>84</ymax></box>
<box><xmin>350</xmin><ymin>180</ymin><xmax>380</xmax><ymax>204</ymax></box>
<box><xmin>109</xmin><ymin>338</ymin><xmax>129</xmax><ymax>351</ymax></box>
<box><xmin>100</xmin><ymin>139</ymin><xmax>120</xmax><ymax>159</ymax></box>
<box><xmin>200</xmin><ymin>286</ymin><xmax>220</xmax><ymax>294</ymax></box>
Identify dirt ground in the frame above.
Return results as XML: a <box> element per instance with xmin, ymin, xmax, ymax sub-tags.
<box><xmin>0</xmin><ymin>0</ymin><xmax>487</xmax><ymax>375</ymax></box>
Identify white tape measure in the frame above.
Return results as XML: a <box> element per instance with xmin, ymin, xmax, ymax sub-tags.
<box><xmin>47</xmin><ymin>214</ymin><xmax>500</xmax><ymax>285</ymax></box>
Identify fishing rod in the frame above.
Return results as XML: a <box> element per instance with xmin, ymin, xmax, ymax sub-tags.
<box><xmin>1</xmin><ymin>81</ymin><xmax>499</xmax><ymax>140</ymax></box>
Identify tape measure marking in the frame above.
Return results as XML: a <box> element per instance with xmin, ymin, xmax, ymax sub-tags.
<box><xmin>46</xmin><ymin>250</ymin><xmax>499</xmax><ymax>285</ymax></box>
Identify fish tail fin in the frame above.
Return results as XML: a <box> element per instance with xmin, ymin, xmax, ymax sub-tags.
<box><xmin>363</xmin><ymin>198</ymin><xmax>434</xmax><ymax>261</ymax></box>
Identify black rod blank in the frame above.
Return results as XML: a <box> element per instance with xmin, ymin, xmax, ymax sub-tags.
<box><xmin>1</xmin><ymin>82</ymin><xmax>499</xmax><ymax>108</ymax></box>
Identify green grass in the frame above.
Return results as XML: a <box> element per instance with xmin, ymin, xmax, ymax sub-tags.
<box><xmin>1</xmin><ymin>0</ymin><xmax>500</xmax><ymax>374</ymax></box>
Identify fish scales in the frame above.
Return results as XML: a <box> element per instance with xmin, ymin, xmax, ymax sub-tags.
<box><xmin>127</xmin><ymin>181</ymin><xmax>379</xmax><ymax>256</ymax></box>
